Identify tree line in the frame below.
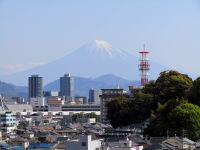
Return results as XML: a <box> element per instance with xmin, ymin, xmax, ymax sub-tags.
<box><xmin>106</xmin><ymin>70</ymin><xmax>200</xmax><ymax>140</ymax></box>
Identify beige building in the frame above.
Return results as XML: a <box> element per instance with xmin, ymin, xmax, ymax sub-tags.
<box><xmin>48</xmin><ymin>96</ymin><xmax>65</xmax><ymax>111</ymax></box>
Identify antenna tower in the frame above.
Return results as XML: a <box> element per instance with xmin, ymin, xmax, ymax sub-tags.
<box><xmin>139</xmin><ymin>44</ymin><xmax>150</xmax><ymax>86</ymax></box>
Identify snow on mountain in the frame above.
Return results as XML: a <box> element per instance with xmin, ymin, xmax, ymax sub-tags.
<box><xmin>0</xmin><ymin>40</ymin><xmax>167</xmax><ymax>85</ymax></box>
<box><xmin>80</xmin><ymin>40</ymin><xmax>128</xmax><ymax>57</ymax></box>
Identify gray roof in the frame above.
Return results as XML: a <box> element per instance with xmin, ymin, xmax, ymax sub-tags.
<box><xmin>183</xmin><ymin>137</ymin><xmax>195</xmax><ymax>144</ymax></box>
<box><xmin>143</xmin><ymin>144</ymin><xmax>162</xmax><ymax>150</ymax></box>
<box><xmin>0</xmin><ymin>104</ymin><xmax>33</xmax><ymax>113</ymax></box>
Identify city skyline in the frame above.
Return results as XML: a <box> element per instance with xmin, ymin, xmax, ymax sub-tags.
<box><xmin>1</xmin><ymin>0</ymin><xmax>200</xmax><ymax>77</ymax></box>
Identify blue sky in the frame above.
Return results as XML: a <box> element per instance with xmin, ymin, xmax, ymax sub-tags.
<box><xmin>0</xmin><ymin>0</ymin><xmax>200</xmax><ymax>76</ymax></box>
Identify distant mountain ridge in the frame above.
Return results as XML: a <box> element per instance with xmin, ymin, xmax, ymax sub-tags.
<box><xmin>0</xmin><ymin>74</ymin><xmax>140</xmax><ymax>99</ymax></box>
<box><xmin>0</xmin><ymin>81</ymin><xmax>27</xmax><ymax>99</ymax></box>
<box><xmin>44</xmin><ymin>74</ymin><xmax>140</xmax><ymax>96</ymax></box>
<box><xmin>0</xmin><ymin>40</ymin><xmax>168</xmax><ymax>86</ymax></box>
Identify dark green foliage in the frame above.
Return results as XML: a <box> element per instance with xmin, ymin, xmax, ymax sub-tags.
<box><xmin>106</xmin><ymin>95</ymin><xmax>153</xmax><ymax>128</ymax></box>
<box><xmin>142</xmin><ymin>80</ymin><xmax>156</xmax><ymax>95</ymax></box>
<box><xmin>144</xmin><ymin>98</ymin><xmax>187</xmax><ymax>136</ymax></box>
<box><xmin>155</xmin><ymin>70</ymin><xmax>192</xmax><ymax>104</ymax></box>
<box><xmin>106</xmin><ymin>70</ymin><xmax>200</xmax><ymax>139</ymax></box>
<box><xmin>72</xmin><ymin>113</ymin><xmax>98</xmax><ymax>122</ymax></box>
<box><xmin>169</xmin><ymin>103</ymin><xmax>200</xmax><ymax>140</ymax></box>
<box><xmin>106</xmin><ymin>96</ymin><xmax>132</xmax><ymax>128</ymax></box>
<box><xmin>189</xmin><ymin>77</ymin><xmax>200</xmax><ymax>106</ymax></box>
<box><xmin>144</xmin><ymin>71</ymin><xmax>194</xmax><ymax>137</ymax></box>
<box><xmin>72</xmin><ymin>113</ymin><xmax>84</xmax><ymax>122</ymax></box>
<box><xmin>85</xmin><ymin>112</ymin><xmax>98</xmax><ymax>120</ymax></box>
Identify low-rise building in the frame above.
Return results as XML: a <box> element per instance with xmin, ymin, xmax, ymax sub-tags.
<box><xmin>66</xmin><ymin>135</ymin><xmax>103</xmax><ymax>150</ymax></box>
<box><xmin>30</xmin><ymin>97</ymin><xmax>45</xmax><ymax>107</ymax></box>
<box><xmin>62</xmin><ymin>104</ymin><xmax>100</xmax><ymax>112</ymax></box>
<box><xmin>0</xmin><ymin>112</ymin><xmax>16</xmax><ymax>133</ymax></box>
<box><xmin>9</xmin><ymin>137</ymin><xmax>29</xmax><ymax>149</ymax></box>
<box><xmin>108</xmin><ymin>138</ymin><xmax>143</xmax><ymax>150</ymax></box>
<box><xmin>48</xmin><ymin>96</ymin><xmax>65</xmax><ymax>111</ymax></box>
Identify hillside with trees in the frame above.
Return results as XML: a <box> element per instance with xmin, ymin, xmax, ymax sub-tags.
<box><xmin>106</xmin><ymin>70</ymin><xmax>200</xmax><ymax>140</ymax></box>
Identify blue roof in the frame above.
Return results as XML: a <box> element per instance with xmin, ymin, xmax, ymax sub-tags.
<box><xmin>0</xmin><ymin>142</ymin><xmax>9</xmax><ymax>149</ymax></box>
<box><xmin>28</xmin><ymin>143</ymin><xmax>56</xmax><ymax>149</ymax></box>
<box><xmin>10</xmin><ymin>146</ymin><xmax>26</xmax><ymax>150</ymax></box>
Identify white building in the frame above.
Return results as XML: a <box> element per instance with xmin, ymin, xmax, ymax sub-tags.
<box><xmin>9</xmin><ymin>137</ymin><xmax>29</xmax><ymax>149</ymax></box>
<box><xmin>66</xmin><ymin>135</ymin><xmax>103</xmax><ymax>150</ymax></box>
<box><xmin>0</xmin><ymin>112</ymin><xmax>16</xmax><ymax>133</ymax></box>
<box><xmin>30</xmin><ymin>97</ymin><xmax>45</xmax><ymax>107</ymax></box>
<box><xmin>108</xmin><ymin>138</ymin><xmax>143</xmax><ymax>150</ymax></box>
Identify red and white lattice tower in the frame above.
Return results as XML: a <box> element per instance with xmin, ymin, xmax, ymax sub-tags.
<box><xmin>139</xmin><ymin>44</ymin><xmax>150</xmax><ymax>86</ymax></box>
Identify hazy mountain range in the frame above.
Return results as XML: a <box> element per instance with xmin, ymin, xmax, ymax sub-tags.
<box><xmin>0</xmin><ymin>81</ymin><xmax>27</xmax><ymax>99</ymax></box>
<box><xmin>1</xmin><ymin>40</ymin><xmax>198</xmax><ymax>100</ymax></box>
<box><xmin>0</xmin><ymin>74</ymin><xmax>140</xmax><ymax>100</ymax></box>
<box><xmin>0</xmin><ymin>40</ymin><xmax>168</xmax><ymax>86</ymax></box>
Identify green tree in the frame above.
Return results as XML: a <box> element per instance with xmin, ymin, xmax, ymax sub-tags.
<box><xmin>169</xmin><ymin>103</ymin><xmax>200</xmax><ymax>140</ymax></box>
<box><xmin>155</xmin><ymin>70</ymin><xmax>192</xmax><ymax>104</ymax></box>
<box><xmin>133</xmin><ymin>91</ymin><xmax>153</xmax><ymax>122</ymax></box>
<box><xmin>72</xmin><ymin>113</ymin><xmax>98</xmax><ymax>122</ymax></box>
<box><xmin>106</xmin><ymin>70</ymin><xmax>195</xmax><ymax>134</ymax></box>
<box><xmin>142</xmin><ymin>80</ymin><xmax>156</xmax><ymax>95</ymax></box>
<box><xmin>72</xmin><ymin>113</ymin><xmax>83</xmax><ymax>122</ymax></box>
<box><xmin>106</xmin><ymin>96</ymin><xmax>133</xmax><ymax>128</ymax></box>
<box><xmin>189</xmin><ymin>77</ymin><xmax>200</xmax><ymax>106</ymax></box>
<box><xmin>144</xmin><ymin>98</ymin><xmax>187</xmax><ymax>136</ymax></box>
<box><xmin>106</xmin><ymin>95</ymin><xmax>153</xmax><ymax>128</ymax></box>
<box><xmin>85</xmin><ymin>113</ymin><xmax>98</xmax><ymax>120</ymax></box>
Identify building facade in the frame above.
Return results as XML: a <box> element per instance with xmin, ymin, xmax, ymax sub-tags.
<box><xmin>100</xmin><ymin>89</ymin><xmax>128</xmax><ymax>124</ymax></box>
<box><xmin>65</xmin><ymin>135</ymin><xmax>102</xmax><ymax>150</ymax></box>
<box><xmin>11</xmin><ymin>96</ymin><xmax>25</xmax><ymax>104</ymax></box>
<box><xmin>62</xmin><ymin>104</ymin><xmax>100</xmax><ymax>112</ymax></box>
<box><xmin>0</xmin><ymin>112</ymin><xmax>16</xmax><ymax>133</ymax></box>
<box><xmin>48</xmin><ymin>96</ymin><xmax>65</xmax><ymax>111</ymax></box>
<box><xmin>60</xmin><ymin>74</ymin><xmax>74</xmax><ymax>101</ymax></box>
<box><xmin>28</xmin><ymin>75</ymin><xmax>43</xmax><ymax>101</ymax></box>
<box><xmin>89</xmin><ymin>88</ymin><xmax>100</xmax><ymax>104</ymax></box>
<box><xmin>75</xmin><ymin>96</ymin><xmax>88</xmax><ymax>104</ymax></box>
<box><xmin>30</xmin><ymin>97</ymin><xmax>45</xmax><ymax>107</ymax></box>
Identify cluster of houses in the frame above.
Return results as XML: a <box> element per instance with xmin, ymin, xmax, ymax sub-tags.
<box><xmin>0</xmin><ymin>111</ymin><xmax>144</xmax><ymax>150</ymax></box>
<box><xmin>0</xmin><ymin>110</ymin><xmax>199</xmax><ymax>150</ymax></box>
<box><xmin>1</xmin><ymin>86</ymin><xmax>200</xmax><ymax>150</ymax></box>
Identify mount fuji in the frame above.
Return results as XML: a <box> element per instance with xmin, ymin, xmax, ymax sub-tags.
<box><xmin>1</xmin><ymin>40</ymin><xmax>167</xmax><ymax>85</ymax></box>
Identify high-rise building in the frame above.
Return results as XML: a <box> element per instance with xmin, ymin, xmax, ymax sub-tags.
<box><xmin>89</xmin><ymin>88</ymin><xmax>100</xmax><ymax>104</ymax></box>
<box><xmin>60</xmin><ymin>73</ymin><xmax>74</xmax><ymax>101</ymax></box>
<box><xmin>28</xmin><ymin>75</ymin><xmax>43</xmax><ymax>99</ymax></box>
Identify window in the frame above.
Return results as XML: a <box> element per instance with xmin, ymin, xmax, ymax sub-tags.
<box><xmin>82</xmin><ymin>142</ymin><xmax>86</xmax><ymax>147</ymax></box>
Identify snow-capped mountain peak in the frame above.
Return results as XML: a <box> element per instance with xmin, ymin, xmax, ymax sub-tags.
<box><xmin>77</xmin><ymin>40</ymin><xmax>128</xmax><ymax>57</ymax></box>
<box><xmin>94</xmin><ymin>40</ymin><xmax>112</xmax><ymax>51</ymax></box>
